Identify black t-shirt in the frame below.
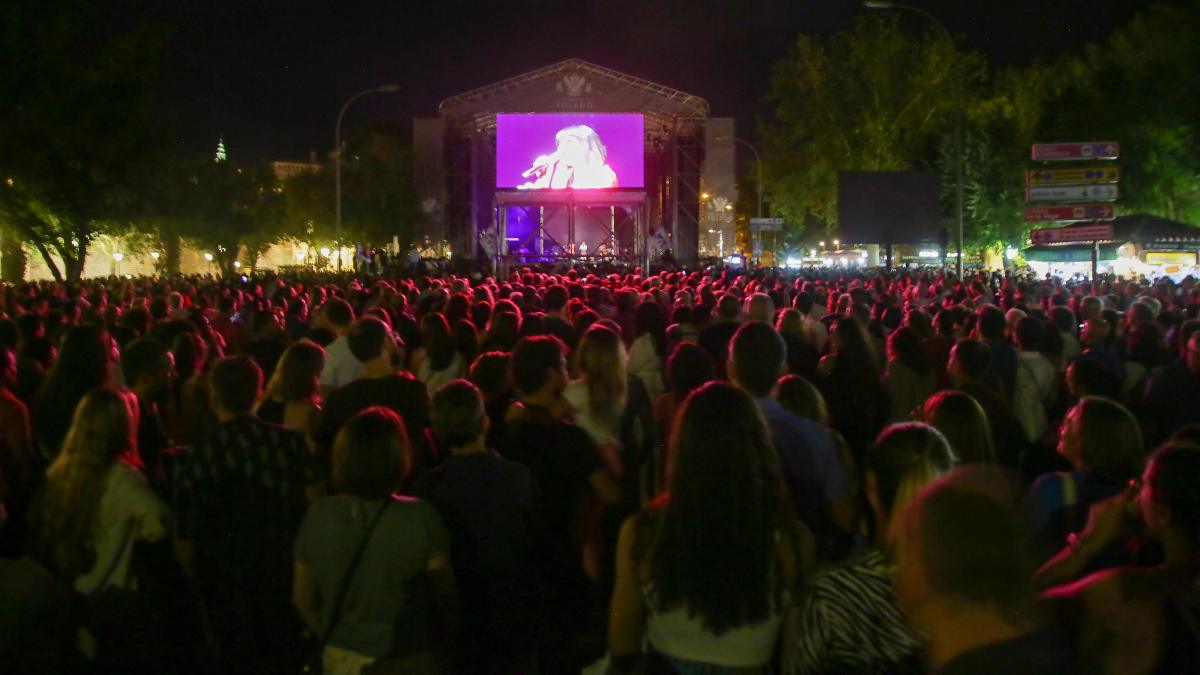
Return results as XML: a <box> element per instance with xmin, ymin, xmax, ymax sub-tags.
<box><xmin>498</xmin><ymin>405</ymin><xmax>601</xmax><ymax>599</ymax></box>
<box><xmin>244</xmin><ymin>337</ymin><xmax>287</xmax><ymax>383</ymax></box>
<box><xmin>315</xmin><ymin>374</ymin><xmax>430</xmax><ymax>466</ymax></box>
<box><xmin>412</xmin><ymin>452</ymin><xmax>538</xmax><ymax>640</ymax></box>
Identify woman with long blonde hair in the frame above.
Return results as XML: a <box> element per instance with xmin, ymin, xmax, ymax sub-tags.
<box><xmin>564</xmin><ymin>324</ymin><xmax>628</xmax><ymax>453</ymax></box>
<box><xmin>32</xmin><ymin>387</ymin><xmax>168</xmax><ymax>594</ymax></box>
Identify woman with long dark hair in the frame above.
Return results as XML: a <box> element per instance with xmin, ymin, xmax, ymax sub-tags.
<box><xmin>817</xmin><ymin>317</ymin><xmax>886</xmax><ymax>458</ymax></box>
<box><xmin>414</xmin><ymin>313</ymin><xmax>466</xmax><ymax>392</ymax></box>
<box><xmin>609</xmin><ymin>382</ymin><xmax>812</xmax><ymax>673</ymax></box>
<box><xmin>882</xmin><ymin>326</ymin><xmax>935</xmax><ymax>424</ymax></box>
<box><xmin>170</xmin><ymin>332</ymin><xmax>217</xmax><ymax>446</ymax></box>
<box><xmin>652</xmin><ymin>342</ymin><xmax>715</xmax><ymax>459</ymax></box>
<box><xmin>31</xmin><ymin>324</ymin><xmax>115</xmax><ymax>464</ymax></box>
<box><xmin>481</xmin><ymin>312</ymin><xmax>520</xmax><ymax>354</ymax></box>
<box><xmin>628</xmin><ymin>301</ymin><xmax>667</xmax><ymax>400</ymax></box>
<box><xmin>451</xmin><ymin>319</ymin><xmax>478</xmax><ymax>369</ymax></box>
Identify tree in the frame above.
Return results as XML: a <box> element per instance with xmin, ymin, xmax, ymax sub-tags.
<box><xmin>1038</xmin><ymin>2</ymin><xmax>1200</xmax><ymax>225</ymax></box>
<box><xmin>760</xmin><ymin>14</ymin><xmax>982</xmax><ymax>240</ymax></box>
<box><xmin>931</xmin><ymin>65</ymin><xmax>1054</xmax><ymax>252</ymax></box>
<box><xmin>282</xmin><ymin>127</ymin><xmax>425</xmax><ymax>257</ymax></box>
<box><xmin>174</xmin><ymin>159</ymin><xmax>287</xmax><ymax>278</ymax></box>
<box><xmin>0</xmin><ymin>0</ymin><xmax>167</xmax><ymax>281</ymax></box>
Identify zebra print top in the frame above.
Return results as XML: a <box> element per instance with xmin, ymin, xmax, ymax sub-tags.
<box><xmin>788</xmin><ymin>547</ymin><xmax>924</xmax><ymax>675</ymax></box>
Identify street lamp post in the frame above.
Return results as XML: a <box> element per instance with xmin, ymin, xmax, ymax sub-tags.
<box><xmin>863</xmin><ymin>1</ymin><xmax>964</xmax><ymax>278</ymax></box>
<box><xmin>715</xmin><ymin>136</ymin><xmax>764</xmax><ymax>219</ymax></box>
<box><xmin>715</xmin><ymin>136</ymin><xmax>766</xmax><ymax>263</ymax></box>
<box><xmin>335</xmin><ymin>85</ymin><xmax>400</xmax><ymax>272</ymax></box>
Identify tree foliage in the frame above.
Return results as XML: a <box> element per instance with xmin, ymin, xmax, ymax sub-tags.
<box><xmin>0</xmin><ymin>0</ymin><xmax>166</xmax><ymax>281</ymax></box>
<box><xmin>761</xmin><ymin>2</ymin><xmax>1200</xmax><ymax>256</ymax></box>
<box><xmin>280</xmin><ymin>128</ymin><xmax>424</xmax><ymax>262</ymax></box>
<box><xmin>760</xmin><ymin>14</ymin><xmax>982</xmax><ymax>236</ymax></box>
<box><xmin>170</xmin><ymin>159</ymin><xmax>286</xmax><ymax>278</ymax></box>
<box><xmin>1039</xmin><ymin>1</ymin><xmax>1200</xmax><ymax>225</ymax></box>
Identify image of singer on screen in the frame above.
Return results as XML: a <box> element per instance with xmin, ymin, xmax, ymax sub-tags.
<box><xmin>518</xmin><ymin>124</ymin><xmax>618</xmax><ymax>189</ymax></box>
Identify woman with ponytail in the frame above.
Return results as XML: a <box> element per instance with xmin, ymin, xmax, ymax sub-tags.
<box><xmin>787</xmin><ymin>422</ymin><xmax>954</xmax><ymax>675</ymax></box>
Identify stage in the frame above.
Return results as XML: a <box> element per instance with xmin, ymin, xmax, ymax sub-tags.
<box><xmin>489</xmin><ymin>189</ymin><xmax>650</xmax><ymax>272</ymax></box>
<box><xmin>413</xmin><ymin>59</ymin><xmax>736</xmax><ymax>268</ymax></box>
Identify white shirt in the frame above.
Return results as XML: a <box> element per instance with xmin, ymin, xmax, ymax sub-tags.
<box><xmin>803</xmin><ymin>316</ymin><xmax>829</xmax><ymax>355</ymax></box>
<box><xmin>416</xmin><ymin>351</ymin><xmax>466</xmax><ymax>394</ymax></box>
<box><xmin>563</xmin><ymin>380</ymin><xmax>621</xmax><ymax>447</ymax></box>
<box><xmin>75</xmin><ymin>463</ymin><xmax>168</xmax><ymax>595</ymax></box>
<box><xmin>627</xmin><ymin>334</ymin><xmax>664</xmax><ymax>400</ymax></box>
<box><xmin>1013</xmin><ymin>350</ymin><xmax>1055</xmax><ymax>443</ymax></box>
<box><xmin>645</xmin><ymin>583</ymin><xmax>786</xmax><ymax>667</ymax></box>
<box><xmin>320</xmin><ymin>336</ymin><xmax>364</xmax><ymax>390</ymax></box>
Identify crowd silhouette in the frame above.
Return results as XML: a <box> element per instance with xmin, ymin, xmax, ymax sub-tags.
<box><xmin>2</xmin><ymin>265</ymin><xmax>1200</xmax><ymax>674</ymax></box>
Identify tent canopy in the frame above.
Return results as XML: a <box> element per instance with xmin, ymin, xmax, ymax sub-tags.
<box><xmin>1023</xmin><ymin>213</ymin><xmax>1200</xmax><ymax>262</ymax></box>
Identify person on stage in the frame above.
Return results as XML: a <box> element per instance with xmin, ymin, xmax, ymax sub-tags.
<box><xmin>519</xmin><ymin>124</ymin><xmax>618</xmax><ymax>189</ymax></box>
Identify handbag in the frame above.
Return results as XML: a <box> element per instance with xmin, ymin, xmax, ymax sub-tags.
<box><xmin>301</xmin><ymin>499</ymin><xmax>393</xmax><ymax>675</ymax></box>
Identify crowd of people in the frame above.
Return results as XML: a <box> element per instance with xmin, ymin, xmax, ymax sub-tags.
<box><xmin>1</xmin><ymin>263</ymin><xmax>1200</xmax><ymax>675</ymax></box>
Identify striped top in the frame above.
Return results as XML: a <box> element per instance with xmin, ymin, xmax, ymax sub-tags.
<box><xmin>788</xmin><ymin>547</ymin><xmax>924</xmax><ymax>675</ymax></box>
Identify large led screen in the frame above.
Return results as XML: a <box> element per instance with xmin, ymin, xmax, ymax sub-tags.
<box><xmin>496</xmin><ymin>114</ymin><xmax>644</xmax><ymax>189</ymax></box>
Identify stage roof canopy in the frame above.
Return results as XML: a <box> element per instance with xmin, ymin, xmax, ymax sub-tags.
<box><xmin>438</xmin><ymin>58</ymin><xmax>710</xmax><ymax>128</ymax></box>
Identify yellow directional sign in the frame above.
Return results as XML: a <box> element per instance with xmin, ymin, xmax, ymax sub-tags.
<box><xmin>1026</xmin><ymin>166</ymin><xmax>1119</xmax><ymax>185</ymax></box>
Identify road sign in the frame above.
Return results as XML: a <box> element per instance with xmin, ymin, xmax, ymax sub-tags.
<box><xmin>1031</xmin><ymin>142</ymin><xmax>1120</xmax><ymax>161</ymax></box>
<box><xmin>1026</xmin><ymin>184</ymin><xmax>1118</xmax><ymax>203</ymax></box>
<box><xmin>749</xmin><ymin>217</ymin><xmax>784</xmax><ymax>232</ymax></box>
<box><xmin>1023</xmin><ymin>204</ymin><xmax>1115</xmax><ymax>222</ymax></box>
<box><xmin>1026</xmin><ymin>166</ymin><xmax>1119</xmax><ymax>185</ymax></box>
<box><xmin>1030</xmin><ymin>223</ymin><xmax>1115</xmax><ymax>245</ymax></box>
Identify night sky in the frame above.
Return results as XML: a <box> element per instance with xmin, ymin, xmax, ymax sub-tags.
<box><xmin>114</xmin><ymin>0</ymin><xmax>1158</xmax><ymax>162</ymax></box>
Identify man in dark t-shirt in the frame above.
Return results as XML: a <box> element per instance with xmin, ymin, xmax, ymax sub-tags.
<box><xmin>172</xmin><ymin>356</ymin><xmax>322</xmax><ymax>675</ymax></box>
<box><xmin>315</xmin><ymin>317</ymin><xmax>430</xmax><ymax>472</ymax></box>
<box><xmin>498</xmin><ymin>336</ymin><xmax>619</xmax><ymax>672</ymax></box>
<box><xmin>948</xmin><ymin>339</ymin><xmax>1025</xmax><ymax>468</ymax></box>
<box><xmin>121</xmin><ymin>338</ymin><xmax>176</xmax><ymax>494</ymax></box>
<box><xmin>543</xmin><ymin>285</ymin><xmax>577</xmax><ymax>350</ymax></box>
<box><xmin>414</xmin><ymin>380</ymin><xmax>537</xmax><ymax>672</ymax></box>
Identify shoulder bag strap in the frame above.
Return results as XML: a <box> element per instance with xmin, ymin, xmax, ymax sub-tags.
<box><xmin>320</xmin><ymin>499</ymin><xmax>391</xmax><ymax>645</ymax></box>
